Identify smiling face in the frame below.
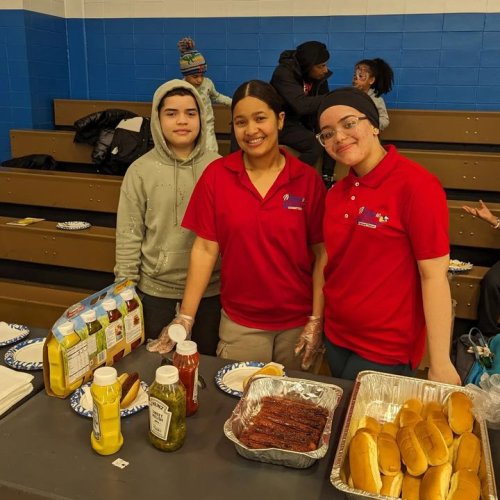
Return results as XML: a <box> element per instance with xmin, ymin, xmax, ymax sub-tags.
<box><xmin>158</xmin><ymin>93</ymin><xmax>200</xmax><ymax>158</ymax></box>
<box><xmin>232</xmin><ymin>96</ymin><xmax>285</xmax><ymax>159</ymax></box>
<box><xmin>319</xmin><ymin>104</ymin><xmax>384</xmax><ymax>174</ymax></box>
<box><xmin>352</xmin><ymin>64</ymin><xmax>375</xmax><ymax>92</ymax></box>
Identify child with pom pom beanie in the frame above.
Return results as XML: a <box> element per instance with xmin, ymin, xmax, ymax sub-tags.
<box><xmin>178</xmin><ymin>37</ymin><xmax>232</xmax><ymax>153</ymax></box>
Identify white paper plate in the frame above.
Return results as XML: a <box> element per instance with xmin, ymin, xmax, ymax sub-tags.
<box><xmin>4</xmin><ymin>337</ymin><xmax>45</xmax><ymax>371</ymax></box>
<box><xmin>449</xmin><ymin>259</ymin><xmax>473</xmax><ymax>272</ymax></box>
<box><xmin>56</xmin><ymin>221</ymin><xmax>91</xmax><ymax>231</ymax></box>
<box><xmin>0</xmin><ymin>322</ymin><xmax>30</xmax><ymax>347</ymax></box>
<box><xmin>214</xmin><ymin>361</ymin><xmax>268</xmax><ymax>397</ymax></box>
<box><xmin>70</xmin><ymin>380</ymin><xmax>149</xmax><ymax>418</ymax></box>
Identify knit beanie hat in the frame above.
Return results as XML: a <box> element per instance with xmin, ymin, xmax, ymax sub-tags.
<box><xmin>295</xmin><ymin>41</ymin><xmax>330</xmax><ymax>74</ymax></box>
<box><xmin>178</xmin><ymin>37</ymin><xmax>207</xmax><ymax>76</ymax></box>
<box><xmin>318</xmin><ymin>87</ymin><xmax>380</xmax><ymax>128</ymax></box>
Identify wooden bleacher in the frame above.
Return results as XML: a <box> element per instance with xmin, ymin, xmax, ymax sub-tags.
<box><xmin>1</xmin><ymin>100</ymin><xmax>499</xmax><ymax>330</ymax></box>
<box><xmin>0</xmin><ymin>101</ymin><xmax>233</xmax><ymax>327</ymax></box>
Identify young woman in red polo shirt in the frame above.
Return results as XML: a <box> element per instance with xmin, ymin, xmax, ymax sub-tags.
<box><xmin>150</xmin><ymin>80</ymin><xmax>327</xmax><ymax>371</ymax></box>
<box><xmin>316</xmin><ymin>87</ymin><xmax>460</xmax><ymax>384</ymax></box>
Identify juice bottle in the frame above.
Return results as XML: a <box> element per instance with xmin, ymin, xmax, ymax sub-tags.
<box><xmin>149</xmin><ymin>366</ymin><xmax>186</xmax><ymax>452</ymax></box>
<box><xmin>102</xmin><ymin>298</ymin><xmax>124</xmax><ymax>362</ymax></box>
<box><xmin>80</xmin><ymin>309</ymin><xmax>106</xmax><ymax>370</ymax></box>
<box><xmin>90</xmin><ymin>366</ymin><xmax>123</xmax><ymax>455</ymax></box>
<box><xmin>120</xmin><ymin>288</ymin><xmax>142</xmax><ymax>350</ymax></box>
<box><xmin>173</xmin><ymin>340</ymin><xmax>200</xmax><ymax>416</ymax></box>
<box><xmin>46</xmin><ymin>321</ymin><xmax>84</xmax><ymax>397</ymax></box>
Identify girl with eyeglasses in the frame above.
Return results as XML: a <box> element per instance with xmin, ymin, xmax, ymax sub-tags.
<box><xmin>352</xmin><ymin>58</ymin><xmax>394</xmax><ymax>131</ymax></box>
<box><xmin>316</xmin><ymin>87</ymin><xmax>461</xmax><ymax>385</ymax></box>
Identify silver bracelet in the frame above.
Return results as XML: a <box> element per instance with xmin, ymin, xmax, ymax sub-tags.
<box><xmin>493</xmin><ymin>217</ymin><xmax>500</xmax><ymax>230</ymax></box>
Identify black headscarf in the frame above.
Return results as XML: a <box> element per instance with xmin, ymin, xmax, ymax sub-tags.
<box><xmin>295</xmin><ymin>41</ymin><xmax>330</xmax><ymax>74</ymax></box>
<box><xmin>318</xmin><ymin>87</ymin><xmax>380</xmax><ymax>128</ymax></box>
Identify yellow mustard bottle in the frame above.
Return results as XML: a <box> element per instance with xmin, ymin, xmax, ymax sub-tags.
<box><xmin>90</xmin><ymin>366</ymin><xmax>123</xmax><ymax>456</ymax></box>
<box><xmin>47</xmin><ymin>321</ymin><xmax>83</xmax><ymax>397</ymax></box>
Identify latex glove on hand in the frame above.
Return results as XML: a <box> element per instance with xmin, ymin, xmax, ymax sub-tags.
<box><xmin>146</xmin><ymin>314</ymin><xmax>194</xmax><ymax>355</ymax></box>
<box><xmin>294</xmin><ymin>316</ymin><xmax>324</xmax><ymax>371</ymax></box>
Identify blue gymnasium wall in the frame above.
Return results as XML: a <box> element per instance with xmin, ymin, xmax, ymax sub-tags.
<box><xmin>0</xmin><ymin>9</ymin><xmax>500</xmax><ymax>161</ymax></box>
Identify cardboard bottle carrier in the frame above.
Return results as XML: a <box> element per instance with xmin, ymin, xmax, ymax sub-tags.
<box><xmin>43</xmin><ymin>279</ymin><xmax>144</xmax><ymax>398</ymax></box>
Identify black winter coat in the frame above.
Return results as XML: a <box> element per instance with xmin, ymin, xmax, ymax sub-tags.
<box><xmin>270</xmin><ymin>50</ymin><xmax>332</xmax><ymax>132</ymax></box>
<box><xmin>73</xmin><ymin>109</ymin><xmax>137</xmax><ymax>165</ymax></box>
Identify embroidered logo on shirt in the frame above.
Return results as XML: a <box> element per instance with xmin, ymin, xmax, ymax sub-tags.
<box><xmin>283</xmin><ymin>193</ymin><xmax>306</xmax><ymax>210</ymax></box>
<box><xmin>357</xmin><ymin>206</ymin><xmax>389</xmax><ymax>228</ymax></box>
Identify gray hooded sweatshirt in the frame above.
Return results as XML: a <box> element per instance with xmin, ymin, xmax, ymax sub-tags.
<box><xmin>114</xmin><ymin>79</ymin><xmax>221</xmax><ymax>298</ymax></box>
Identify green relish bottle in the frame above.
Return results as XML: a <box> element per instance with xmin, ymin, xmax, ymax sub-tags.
<box><xmin>148</xmin><ymin>366</ymin><xmax>186</xmax><ymax>452</ymax></box>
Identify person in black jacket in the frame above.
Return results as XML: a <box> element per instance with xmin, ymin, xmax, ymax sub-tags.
<box><xmin>270</xmin><ymin>41</ymin><xmax>333</xmax><ymax>178</ymax></box>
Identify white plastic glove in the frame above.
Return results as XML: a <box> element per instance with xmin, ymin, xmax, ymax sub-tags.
<box><xmin>146</xmin><ymin>313</ymin><xmax>194</xmax><ymax>355</ymax></box>
<box><xmin>294</xmin><ymin>316</ymin><xmax>324</xmax><ymax>371</ymax></box>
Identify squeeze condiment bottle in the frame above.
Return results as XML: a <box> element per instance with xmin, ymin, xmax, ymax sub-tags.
<box><xmin>173</xmin><ymin>340</ymin><xmax>200</xmax><ymax>416</ymax></box>
<box><xmin>47</xmin><ymin>321</ymin><xmax>83</xmax><ymax>397</ymax></box>
<box><xmin>168</xmin><ymin>323</ymin><xmax>187</xmax><ymax>344</ymax></box>
<box><xmin>90</xmin><ymin>366</ymin><xmax>123</xmax><ymax>455</ymax></box>
<box><xmin>120</xmin><ymin>288</ymin><xmax>142</xmax><ymax>350</ymax></box>
<box><xmin>102</xmin><ymin>298</ymin><xmax>124</xmax><ymax>362</ymax></box>
<box><xmin>80</xmin><ymin>309</ymin><xmax>106</xmax><ymax>369</ymax></box>
<box><xmin>148</xmin><ymin>365</ymin><xmax>186</xmax><ymax>452</ymax></box>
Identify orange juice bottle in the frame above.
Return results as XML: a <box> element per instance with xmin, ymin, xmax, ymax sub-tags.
<box><xmin>46</xmin><ymin>321</ymin><xmax>83</xmax><ymax>397</ymax></box>
<box><xmin>90</xmin><ymin>366</ymin><xmax>123</xmax><ymax>455</ymax></box>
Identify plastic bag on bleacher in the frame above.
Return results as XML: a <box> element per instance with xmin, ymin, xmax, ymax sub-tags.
<box><xmin>1</xmin><ymin>154</ymin><xmax>58</xmax><ymax>170</ymax></box>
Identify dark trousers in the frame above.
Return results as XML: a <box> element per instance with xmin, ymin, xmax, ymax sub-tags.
<box><xmin>478</xmin><ymin>261</ymin><xmax>500</xmax><ymax>335</ymax></box>
<box><xmin>325</xmin><ymin>339</ymin><xmax>416</xmax><ymax>381</ymax></box>
<box><xmin>138</xmin><ymin>290</ymin><xmax>221</xmax><ymax>356</ymax></box>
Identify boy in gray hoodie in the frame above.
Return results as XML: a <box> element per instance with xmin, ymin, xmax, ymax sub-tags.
<box><xmin>114</xmin><ymin>79</ymin><xmax>221</xmax><ymax>355</ymax></box>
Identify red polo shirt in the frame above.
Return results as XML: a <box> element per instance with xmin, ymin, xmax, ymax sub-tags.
<box><xmin>323</xmin><ymin>145</ymin><xmax>449</xmax><ymax>369</ymax></box>
<box><xmin>182</xmin><ymin>149</ymin><xmax>326</xmax><ymax>330</ymax></box>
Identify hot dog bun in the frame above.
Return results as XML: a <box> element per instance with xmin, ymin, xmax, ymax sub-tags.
<box><xmin>447</xmin><ymin>392</ymin><xmax>474</xmax><ymax>435</ymax></box>
<box><xmin>118</xmin><ymin>371</ymin><xmax>140</xmax><ymax>408</ymax></box>
<box><xmin>382</xmin><ymin>421</ymin><xmax>399</xmax><ymax>439</ymax></box>
<box><xmin>427</xmin><ymin>410</ymin><xmax>454</xmax><ymax>447</ymax></box>
<box><xmin>402</xmin><ymin>398</ymin><xmax>423</xmax><ymax>415</ymax></box>
<box><xmin>396</xmin><ymin>426</ymin><xmax>428</xmax><ymax>476</ymax></box>
<box><xmin>420</xmin><ymin>462</ymin><xmax>452</xmax><ymax>500</ymax></box>
<box><xmin>349</xmin><ymin>430</ymin><xmax>382</xmax><ymax>494</ymax></box>
<box><xmin>414</xmin><ymin>420</ymin><xmax>449</xmax><ymax>466</ymax></box>
<box><xmin>453</xmin><ymin>431</ymin><xmax>481</xmax><ymax>474</ymax></box>
<box><xmin>359</xmin><ymin>416</ymin><xmax>382</xmax><ymax>435</ymax></box>
<box><xmin>380</xmin><ymin>471</ymin><xmax>403</xmax><ymax>497</ymax></box>
<box><xmin>402</xmin><ymin>472</ymin><xmax>421</xmax><ymax>500</ymax></box>
<box><xmin>399</xmin><ymin>409</ymin><xmax>423</xmax><ymax>428</ymax></box>
<box><xmin>377</xmin><ymin>432</ymin><xmax>401</xmax><ymax>476</ymax></box>
<box><xmin>446</xmin><ymin>469</ymin><xmax>480</xmax><ymax>500</ymax></box>
<box><xmin>422</xmin><ymin>401</ymin><xmax>444</xmax><ymax>419</ymax></box>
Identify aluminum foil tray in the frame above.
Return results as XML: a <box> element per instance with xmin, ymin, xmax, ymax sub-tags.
<box><xmin>223</xmin><ymin>375</ymin><xmax>343</xmax><ymax>468</ymax></box>
<box><xmin>330</xmin><ymin>370</ymin><xmax>498</xmax><ymax>499</ymax></box>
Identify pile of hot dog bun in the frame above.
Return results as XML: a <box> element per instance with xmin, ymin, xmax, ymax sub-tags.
<box><xmin>345</xmin><ymin>391</ymin><xmax>488</xmax><ymax>499</ymax></box>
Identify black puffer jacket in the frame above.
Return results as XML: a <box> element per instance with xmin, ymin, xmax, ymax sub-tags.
<box><xmin>270</xmin><ymin>50</ymin><xmax>332</xmax><ymax>132</ymax></box>
<box><xmin>74</xmin><ymin>109</ymin><xmax>137</xmax><ymax>164</ymax></box>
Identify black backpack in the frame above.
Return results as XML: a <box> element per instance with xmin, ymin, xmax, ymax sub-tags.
<box><xmin>104</xmin><ymin>116</ymin><xmax>153</xmax><ymax>174</ymax></box>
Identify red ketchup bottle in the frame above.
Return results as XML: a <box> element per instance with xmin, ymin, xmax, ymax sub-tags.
<box><xmin>173</xmin><ymin>340</ymin><xmax>200</xmax><ymax>417</ymax></box>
